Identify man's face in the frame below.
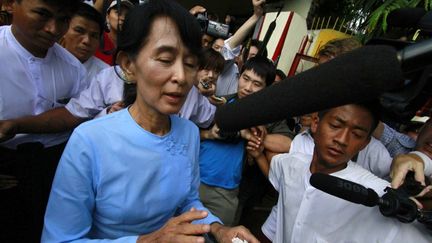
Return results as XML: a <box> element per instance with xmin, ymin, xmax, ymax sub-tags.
<box><xmin>310</xmin><ymin>105</ymin><xmax>373</xmax><ymax>174</ymax></box>
<box><xmin>246</xmin><ymin>45</ymin><xmax>259</xmax><ymax>60</ymax></box>
<box><xmin>12</xmin><ymin>0</ymin><xmax>72</xmax><ymax>57</ymax></box>
<box><xmin>62</xmin><ymin>15</ymin><xmax>100</xmax><ymax>63</ymax></box>
<box><xmin>211</xmin><ymin>38</ymin><xmax>224</xmax><ymax>53</ymax></box>
<box><xmin>201</xmin><ymin>34</ymin><xmax>214</xmax><ymax>49</ymax></box>
<box><xmin>237</xmin><ymin>69</ymin><xmax>266</xmax><ymax>99</ymax></box>
<box><xmin>416</xmin><ymin>120</ymin><xmax>432</xmax><ymax>159</ymax></box>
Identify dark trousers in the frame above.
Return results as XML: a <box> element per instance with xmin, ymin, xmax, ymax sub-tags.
<box><xmin>0</xmin><ymin>142</ymin><xmax>66</xmax><ymax>243</ymax></box>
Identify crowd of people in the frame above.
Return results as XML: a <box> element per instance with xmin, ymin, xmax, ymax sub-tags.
<box><xmin>0</xmin><ymin>0</ymin><xmax>432</xmax><ymax>242</ymax></box>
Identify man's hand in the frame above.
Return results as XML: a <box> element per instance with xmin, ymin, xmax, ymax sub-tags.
<box><xmin>0</xmin><ymin>120</ymin><xmax>17</xmax><ymax>143</ymax></box>
<box><xmin>137</xmin><ymin>209</ymin><xmax>210</xmax><ymax>243</ymax></box>
<box><xmin>200</xmin><ymin>124</ymin><xmax>222</xmax><ymax>140</ymax></box>
<box><xmin>189</xmin><ymin>5</ymin><xmax>206</xmax><ymax>15</ymax></box>
<box><xmin>240</xmin><ymin>126</ymin><xmax>267</xmax><ymax>146</ymax></box>
<box><xmin>211</xmin><ymin>223</ymin><xmax>259</xmax><ymax>243</ymax></box>
<box><xmin>252</xmin><ymin>0</ymin><xmax>265</xmax><ymax>17</ymax></box>
<box><xmin>107</xmin><ymin>101</ymin><xmax>125</xmax><ymax>114</ymax></box>
<box><xmin>391</xmin><ymin>153</ymin><xmax>426</xmax><ymax>189</ymax></box>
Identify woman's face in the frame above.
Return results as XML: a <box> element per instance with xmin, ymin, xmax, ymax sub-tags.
<box><xmin>106</xmin><ymin>6</ymin><xmax>129</xmax><ymax>32</ymax></box>
<box><xmin>126</xmin><ymin>16</ymin><xmax>198</xmax><ymax>116</ymax></box>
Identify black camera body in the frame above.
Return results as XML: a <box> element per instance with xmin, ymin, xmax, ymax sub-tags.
<box><xmin>196</xmin><ymin>13</ymin><xmax>230</xmax><ymax>39</ymax></box>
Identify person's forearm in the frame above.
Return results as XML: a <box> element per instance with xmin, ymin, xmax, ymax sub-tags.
<box><xmin>255</xmin><ymin>153</ymin><xmax>270</xmax><ymax>177</ymax></box>
<box><xmin>13</xmin><ymin>107</ymin><xmax>85</xmax><ymax>134</ymax></box>
<box><xmin>263</xmin><ymin>134</ymin><xmax>291</xmax><ymax>153</ymax></box>
<box><xmin>372</xmin><ymin>121</ymin><xmax>384</xmax><ymax>140</ymax></box>
<box><xmin>227</xmin><ymin>14</ymin><xmax>260</xmax><ymax>49</ymax></box>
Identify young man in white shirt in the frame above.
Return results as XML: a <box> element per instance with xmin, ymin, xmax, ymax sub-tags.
<box><xmin>0</xmin><ymin>0</ymin><xmax>86</xmax><ymax>241</ymax></box>
<box><xmin>60</xmin><ymin>2</ymin><xmax>109</xmax><ymax>85</ymax></box>
<box><xmin>261</xmin><ymin>102</ymin><xmax>432</xmax><ymax>243</ymax></box>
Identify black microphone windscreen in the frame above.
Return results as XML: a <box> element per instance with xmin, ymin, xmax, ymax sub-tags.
<box><xmin>215</xmin><ymin>45</ymin><xmax>403</xmax><ymax>131</ymax></box>
<box><xmin>310</xmin><ymin>173</ymin><xmax>379</xmax><ymax>207</ymax></box>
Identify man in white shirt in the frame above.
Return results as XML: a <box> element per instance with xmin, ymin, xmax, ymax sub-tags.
<box><xmin>261</xmin><ymin>102</ymin><xmax>431</xmax><ymax>242</ymax></box>
<box><xmin>0</xmin><ymin>0</ymin><xmax>86</xmax><ymax>242</ymax></box>
<box><xmin>60</xmin><ymin>2</ymin><xmax>109</xmax><ymax>85</ymax></box>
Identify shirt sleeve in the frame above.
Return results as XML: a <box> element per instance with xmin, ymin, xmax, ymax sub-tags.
<box><xmin>380</xmin><ymin>123</ymin><xmax>416</xmax><ymax>157</ymax></box>
<box><xmin>66</xmin><ymin>73</ymin><xmax>112</xmax><ymax>118</ymax></box>
<box><xmin>268</xmin><ymin>154</ymin><xmax>285</xmax><ymax>192</ymax></box>
<box><xmin>221</xmin><ymin>38</ymin><xmax>241</xmax><ymax>60</ymax></box>
<box><xmin>261</xmin><ymin>205</ymin><xmax>277</xmax><ymax>241</ymax></box>
<box><xmin>410</xmin><ymin>151</ymin><xmax>432</xmax><ymax>177</ymax></box>
<box><xmin>41</xmin><ymin>131</ymin><xmax>139</xmax><ymax>243</ymax></box>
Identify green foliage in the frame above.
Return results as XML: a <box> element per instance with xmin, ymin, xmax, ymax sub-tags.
<box><xmin>366</xmin><ymin>0</ymin><xmax>426</xmax><ymax>33</ymax></box>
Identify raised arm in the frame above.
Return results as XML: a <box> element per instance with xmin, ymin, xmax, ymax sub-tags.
<box><xmin>226</xmin><ymin>0</ymin><xmax>265</xmax><ymax>50</ymax></box>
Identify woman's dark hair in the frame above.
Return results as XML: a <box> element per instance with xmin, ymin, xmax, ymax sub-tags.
<box><xmin>74</xmin><ymin>2</ymin><xmax>105</xmax><ymax>37</ymax></box>
<box><xmin>198</xmin><ymin>48</ymin><xmax>225</xmax><ymax>73</ymax></box>
<box><xmin>240</xmin><ymin>56</ymin><xmax>276</xmax><ymax>87</ymax></box>
<box><xmin>117</xmin><ymin>0</ymin><xmax>202</xmax><ymax>60</ymax></box>
<box><xmin>119</xmin><ymin>0</ymin><xmax>203</xmax><ymax>107</ymax></box>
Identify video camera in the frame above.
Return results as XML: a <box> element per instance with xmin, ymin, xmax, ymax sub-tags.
<box><xmin>367</xmin><ymin>8</ymin><xmax>432</xmax><ymax>125</ymax></box>
<box><xmin>196</xmin><ymin>13</ymin><xmax>230</xmax><ymax>39</ymax></box>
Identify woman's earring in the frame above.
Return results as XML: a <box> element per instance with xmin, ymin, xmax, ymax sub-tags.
<box><xmin>106</xmin><ymin>21</ymin><xmax>111</xmax><ymax>32</ymax></box>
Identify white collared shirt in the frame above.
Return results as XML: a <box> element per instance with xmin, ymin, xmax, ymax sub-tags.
<box><xmin>262</xmin><ymin>152</ymin><xmax>431</xmax><ymax>243</ymax></box>
<box><xmin>83</xmin><ymin>56</ymin><xmax>109</xmax><ymax>87</ymax></box>
<box><xmin>66</xmin><ymin>66</ymin><xmax>216</xmax><ymax>128</ymax></box>
<box><xmin>215</xmin><ymin>38</ymin><xmax>241</xmax><ymax>97</ymax></box>
<box><xmin>289</xmin><ymin>130</ymin><xmax>393</xmax><ymax>178</ymax></box>
<box><xmin>0</xmin><ymin>26</ymin><xmax>87</xmax><ymax>149</ymax></box>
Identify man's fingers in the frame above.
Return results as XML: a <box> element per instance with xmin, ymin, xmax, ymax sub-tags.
<box><xmin>413</xmin><ymin>166</ymin><xmax>427</xmax><ymax>186</ymax></box>
<box><xmin>171</xmin><ymin>210</ymin><xmax>208</xmax><ymax>224</ymax></box>
<box><xmin>391</xmin><ymin>170</ymin><xmax>407</xmax><ymax>189</ymax></box>
<box><xmin>234</xmin><ymin>227</ymin><xmax>260</xmax><ymax>243</ymax></box>
<box><xmin>174</xmin><ymin>223</ymin><xmax>211</xmax><ymax>236</ymax></box>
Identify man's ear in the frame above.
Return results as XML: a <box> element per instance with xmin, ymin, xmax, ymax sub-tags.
<box><xmin>116</xmin><ymin>51</ymin><xmax>136</xmax><ymax>83</ymax></box>
<box><xmin>310</xmin><ymin>113</ymin><xmax>319</xmax><ymax>134</ymax></box>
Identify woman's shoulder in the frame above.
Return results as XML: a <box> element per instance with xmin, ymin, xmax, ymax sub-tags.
<box><xmin>171</xmin><ymin>115</ymin><xmax>199</xmax><ymax>133</ymax></box>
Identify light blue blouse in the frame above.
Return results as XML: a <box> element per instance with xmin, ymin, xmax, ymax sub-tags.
<box><xmin>42</xmin><ymin>109</ymin><xmax>220</xmax><ymax>242</ymax></box>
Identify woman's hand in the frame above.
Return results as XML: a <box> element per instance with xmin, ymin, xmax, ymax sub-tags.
<box><xmin>137</xmin><ymin>209</ymin><xmax>210</xmax><ymax>243</ymax></box>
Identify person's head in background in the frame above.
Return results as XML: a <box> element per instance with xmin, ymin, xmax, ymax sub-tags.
<box><xmin>237</xmin><ymin>39</ymin><xmax>268</xmax><ymax>70</ymax></box>
<box><xmin>60</xmin><ymin>2</ymin><xmax>104</xmax><ymax>63</ymax></box>
<box><xmin>197</xmin><ymin>48</ymin><xmax>225</xmax><ymax>97</ymax></box>
<box><xmin>237</xmin><ymin>55</ymin><xmax>275</xmax><ymax>99</ymax></box>
<box><xmin>316</xmin><ymin>37</ymin><xmax>362</xmax><ymax>65</ymax></box>
<box><xmin>200</xmin><ymin>11</ymin><xmax>219</xmax><ymax>49</ymax></box>
<box><xmin>11</xmin><ymin>0</ymin><xmax>80</xmax><ymax>57</ymax></box>
<box><xmin>211</xmin><ymin>37</ymin><xmax>225</xmax><ymax>53</ymax></box>
<box><xmin>117</xmin><ymin>0</ymin><xmax>202</xmax><ymax>114</ymax></box>
<box><xmin>274</xmin><ymin>69</ymin><xmax>286</xmax><ymax>83</ymax></box>
<box><xmin>300</xmin><ymin>37</ymin><xmax>362</xmax><ymax>132</ymax></box>
<box><xmin>105</xmin><ymin>0</ymin><xmax>133</xmax><ymax>38</ymax></box>
<box><xmin>0</xmin><ymin>0</ymin><xmax>14</xmax><ymax>26</ymax></box>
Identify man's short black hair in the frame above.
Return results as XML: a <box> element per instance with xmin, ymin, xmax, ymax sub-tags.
<box><xmin>74</xmin><ymin>2</ymin><xmax>105</xmax><ymax>37</ymax></box>
<box><xmin>241</xmin><ymin>56</ymin><xmax>276</xmax><ymax>87</ymax></box>
<box><xmin>16</xmin><ymin>0</ymin><xmax>81</xmax><ymax>13</ymax></box>
<box><xmin>199</xmin><ymin>48</ymin><xmax>225</xmax><ymax>74</ymax></box>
